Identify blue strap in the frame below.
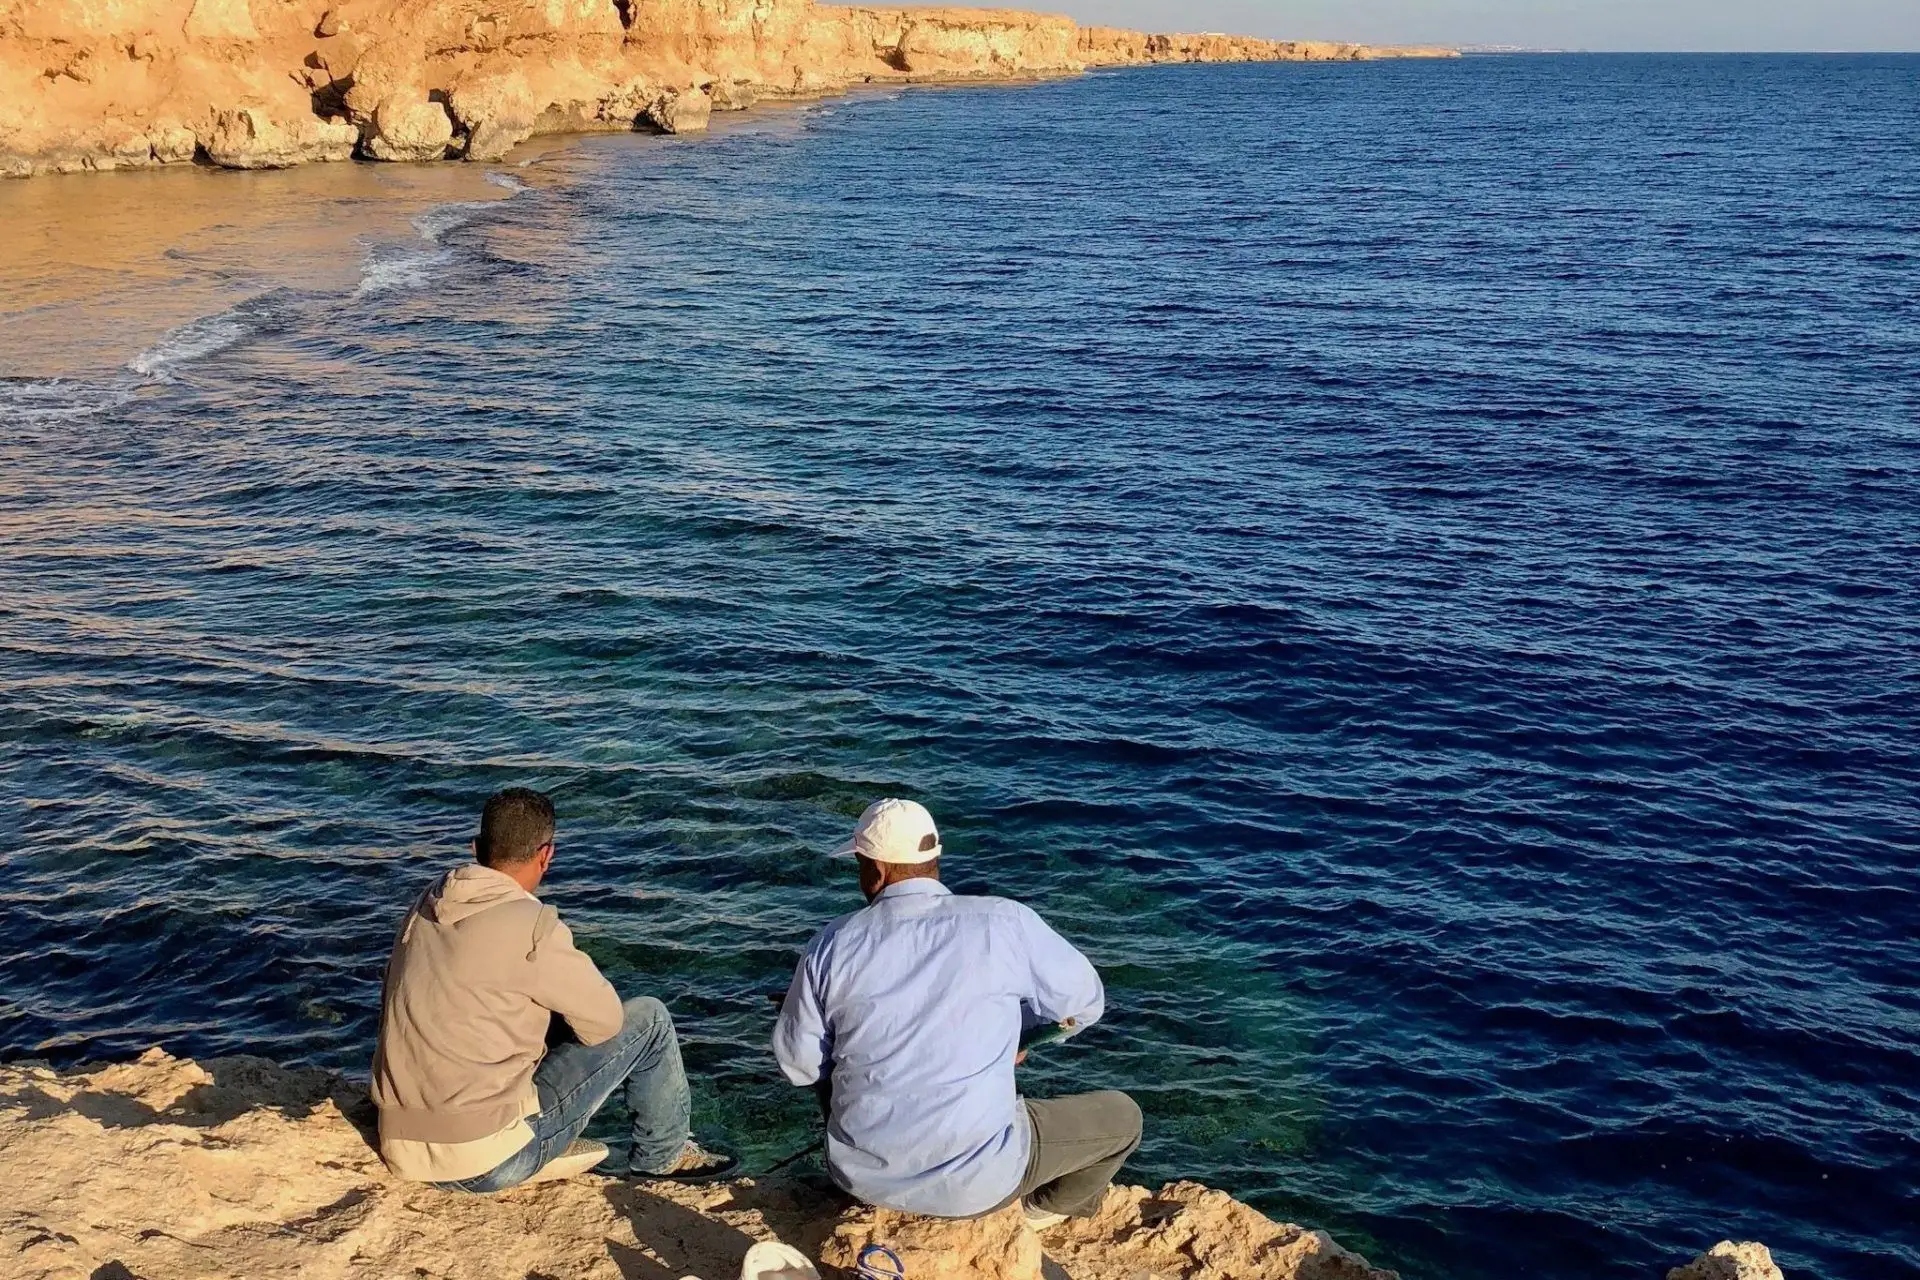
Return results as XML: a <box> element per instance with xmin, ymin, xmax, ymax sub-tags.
<box><xmin>856</xmin><ymin>1243</ymin><xmax>905</xmax><ymax>1280</ymax></box>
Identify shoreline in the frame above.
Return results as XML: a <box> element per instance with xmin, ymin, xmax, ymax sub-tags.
<box><xmin>0</xmin><ymin>1048</ymin><xmax>1781</xmax><ymax>1280</ymax></box>
<box><xmin>0</xmin><ymin>83</ymin><xmax>931</xmax><ymax>383</ymax></box>
<box><xmin>0</xmin><ymin>61</ymin><xmax>1354</xmax><ymax>382</ymax></box>
<box><xmin>0</xmin><ymin>158</ymin><xmax>522</xmax><ymax>380</ymax></box>
<box><xmin>0</xmin><ymin>0</ymin><xmax>1455</xmax><ymax>181</ymax></box>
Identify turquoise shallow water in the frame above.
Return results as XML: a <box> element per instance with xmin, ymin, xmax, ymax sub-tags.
<box><xmin>3</xmin><ymin>55</ymin><xmax>1918</xmax><ymax>1279</ymax></box>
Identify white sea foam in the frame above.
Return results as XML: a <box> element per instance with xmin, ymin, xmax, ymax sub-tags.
<box><xmin>358</xmin><ymin>177</ymin><xmax>530</xmax><ymax>297</ymax></box>
<box><xmin>353</xmin><ymin>245</ymin><xmax>455</xmax><ymax>298</ymax></box>
<box><xmin>0</xmin><ymin>376</ymin><xmax>137</xmax><ymax>424</ymax></box>
<box><xmin>127</xmin><ymin>313</ymin><xmax>251</xmax><ymax>381</ymax></box>
<box><xmin>17</xmin><ymin>172</ymin><xmax>536</xmax><ymax>398</ymax></box>
<box><xmin>409</xmin><ymin>201</ymin><xmax>491</xmax><ymax>243</ymax></box>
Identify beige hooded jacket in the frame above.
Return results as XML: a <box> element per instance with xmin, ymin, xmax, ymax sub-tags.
<box><xmin>371</xmin><ymin>863</ymin><xmax>624</xmax><ymax>1165</ymax></box>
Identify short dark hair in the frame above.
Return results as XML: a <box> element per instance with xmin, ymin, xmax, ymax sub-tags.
<box><xmin>476</xmin><ymin>787</ymin><xmax>555</xmax><ymax>867</ymax></box>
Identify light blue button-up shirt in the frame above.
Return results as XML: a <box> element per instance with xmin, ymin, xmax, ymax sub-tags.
<box><xmin>771</xmin><ymin>879</ymin><xmax>1106</xmax><ymax>1216</ymax></box>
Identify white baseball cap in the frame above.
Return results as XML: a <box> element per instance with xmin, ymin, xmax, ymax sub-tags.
<box><xmin>834</xmin><ymin>798</ymin><xmax>943</xmax><ymax>865</ymax></box>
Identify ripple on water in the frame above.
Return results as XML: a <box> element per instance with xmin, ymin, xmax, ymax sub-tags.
<box><xmin>1</xmin><ymin>52</ymin><xmax>1918</xmax><ymax>1280</ymax></box>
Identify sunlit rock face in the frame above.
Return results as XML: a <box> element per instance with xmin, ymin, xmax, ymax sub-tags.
<box><xmin>1667</xmin><ymin>1242</ymin><xmax>1788</xmax><ymax>1280</ymax></box>
<box><xmin>0</xmin><ymin>0</ymin><xmax>1453</xmax><ymax>176</ymax></box>
<box><xmin>0</xmin><ymin>1049</ymin><xmax>1414</xmax><ymax>1280</ymax></box>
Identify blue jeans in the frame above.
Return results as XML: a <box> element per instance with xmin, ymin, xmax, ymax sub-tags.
<box><xmin>435</xmin><ymin>995</ymin><xmax>689</xmax><ymax>1193</ymax></box>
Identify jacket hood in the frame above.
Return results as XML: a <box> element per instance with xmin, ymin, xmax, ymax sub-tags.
<box><xmin>418</xmin><ymin>864</ymin><xmax>534</xmax><ymax>926</ymax></box>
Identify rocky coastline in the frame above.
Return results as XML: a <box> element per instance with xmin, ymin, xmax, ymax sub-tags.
<box><xmin>0</xmin><ymin>1049</ymin><xmax>1785</xmax><ymax>1279</ymax></box>
<box><xmin>0</xmin><ymin>0</ymin><xmax>1456</xmax><ymax>177</ymax></box>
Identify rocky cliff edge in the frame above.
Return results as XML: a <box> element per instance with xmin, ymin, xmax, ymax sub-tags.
<box><xmin>0</xmin><ymin>1049</ymin><xmax>1785</xmax><ymax>1280</ymax></box>
<box><xmin>0</xmin><ymin>0</ymin><xmax>1456</xmax><ymax>176</ymax></box>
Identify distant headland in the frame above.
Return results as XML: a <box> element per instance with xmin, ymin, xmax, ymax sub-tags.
<box><xmin>0</xmin><ymin>0</ymin><xmax>1456</xmax><ymax>178</ymax></box>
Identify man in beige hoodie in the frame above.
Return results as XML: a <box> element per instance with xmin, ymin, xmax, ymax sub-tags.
<box><xmin>372</xmin><ymin>787</ymin><xmax>736</xmax><ymax>1192</ymax></box>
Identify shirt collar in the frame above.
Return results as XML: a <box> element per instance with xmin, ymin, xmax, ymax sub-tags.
<box><xmin>873</xmin><ymin>878</ymin><xmax>952</xmax><ymax>904</ymax></box>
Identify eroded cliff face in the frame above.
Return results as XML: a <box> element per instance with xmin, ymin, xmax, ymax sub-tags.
<box><xmin>0</xmin><ymin>0</ymin><xmax>1455</xmax><ymax>176</ymax></box>
<box><xmin>1074</xmin><ymin>26</ymin><xmax>1449</xmax><ymax>65</ymax></box>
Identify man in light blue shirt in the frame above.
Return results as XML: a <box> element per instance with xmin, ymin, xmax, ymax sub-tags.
<box><xmin>772</xmin><ymin>798</ymin><xmax>1142</xmax><ymax>1227</ymax></box>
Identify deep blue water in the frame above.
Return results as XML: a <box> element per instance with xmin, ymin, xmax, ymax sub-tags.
<box><xmin>3</xmin><ymin>54</ymin><xmax>1918</xmax><ymax>1279</ymax></box>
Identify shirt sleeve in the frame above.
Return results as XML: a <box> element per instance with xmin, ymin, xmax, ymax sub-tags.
<box><xmin>1013</xmin><ymin>903</ymin><xmax>1106</xmax><ymax>1029</ymax></box>
<box><xmin>527</xmin><ymin>913</ymin><xmax>625</xmax><ymax>1046</ymax></box>
<box><xmin>772</xmin><ymin>941</ymin><xmax>833</xmax><ymax>1086</ymax></box>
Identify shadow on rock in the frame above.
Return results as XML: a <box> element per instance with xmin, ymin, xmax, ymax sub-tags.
<box><xmin>603</xmin><ymin>1183</ymin><xmax>762</xmax><ymax>1280</ymax></box>
<box><xmin>709</xmin><ymin>1174</ymin><xmax>854</xmax><ymax>1264</ymax></box>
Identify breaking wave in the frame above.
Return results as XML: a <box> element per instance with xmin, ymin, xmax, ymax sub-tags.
<box><xmin>356</xmin><ymin>173</ymin><xmax>531</xmax><ymax>297</ymax></box>
<box><xmin>126</xmin><ymin>313</ymin><xmax>252</xmax><ymax>380</ymax></box>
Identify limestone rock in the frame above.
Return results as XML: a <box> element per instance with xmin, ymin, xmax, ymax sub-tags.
<box><xmin>589</xmin><ymin>77</ymin><xmax>663</xmax><ymax>130</ymax></box>
<box><xmin>887</xmin><ymin>13</ymin><xmax>1078</xmax><ymax>77</ymax></box>
<box><xmin>89</xmin><ymin>128</ymin><xmax>158</xmax><ymax>170</ymax></box>
<box><xmin>310</xmin><ymin>32</ymin><xmax>367</xmax><ymax>80</ymax></box>
<box><xmin>1668</xmin><ymin>1241</ymin><xmax>1786</xmax><ymax>1280</ymax></box>
<box><xmin>149</xmin><ymin>122</ymin><xmax>200</xmax><ymax>164</ymax></box>
<box><xmin>0</xmin><ymin>0</ymin><xmax>1454</xmax><ymax>178</ymax></box>
<box><xmin>56</xmin><ymin>46</ymin><xmax>102</xmax><ymax>83</ymax></box>
<box><xmin>647</xmin><ymin>87</ymin><xmax>712</xmax><ymax>134</ymax></box>
<box><xmin>708</xmin><ymin>79</ymin><xmax>757</xmax><ymax>110</ymax></box>
<box><xmin>0</xmin><ymin>1048</ymin><xmax>1756</xmax><ymax>1280</ymax></box>
<box><xmin>817</xmin><ymin>1182</ymin><xmax>1402</xmax><ymax>1280</ymax></box>
<box><xmin>823</xmin><ymin>1201</ymin><xmax>1042</xmax><ymax>1280</ymax></box>
<box><xmin>1046</xmin><ymin>1182</ymin><xmax>1401</xmax><ymax>1280</ymax></box>
<box><xmin>183</xmin><ymin>0</ymin><xmax>259</xmax><ymax>42</ymax></box>
<box><xmin>364</xmin><ymin>93</ymin><xmax>455</xmax><ymax>161</ymax></box>
<box><xmin>203</xmin><ymin>107</ymin><xmax>357</xmax><ymax>168</ymax></box>
<box><xmin>1073</xmin><ymin>27</ymin><xmax>1454</xmax><ymax>67</ymax></box>
<box><xmin>449</xmin><ymin>73</ymin><xmax>538</xmax><ymax>161</ymax></box>
<box><xmin>343</xmin><ymin>38</ymin><xmax>430</xmax><ymax>119</ymax></box>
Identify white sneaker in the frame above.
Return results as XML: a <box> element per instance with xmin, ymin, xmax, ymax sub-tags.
<box><xmin>522</xmin><ymin>1138</ymin><xmax>610</xmax><ymax>1185</ymax></box>
<box><xmin>1022</xmin><ymin>1199</ymin><xmax>1069</xmax><ymax>1231</ymax></box>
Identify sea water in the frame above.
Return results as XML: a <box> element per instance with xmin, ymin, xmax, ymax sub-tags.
<box><xmin>1</xmin><ymin>55</ymin><xmax>1916</xmax><ymax>1280</ymax></box>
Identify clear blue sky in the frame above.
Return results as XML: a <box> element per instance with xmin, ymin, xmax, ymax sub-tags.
<box><xmin>1050</xmin><ymin>1</ymin><xmax>1920</xmax><ymax>51</ymax></box>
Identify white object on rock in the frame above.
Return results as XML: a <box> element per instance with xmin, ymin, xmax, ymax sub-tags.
<box><xmin>742</xmin><ymin>1241</ymin><xmax>821</xmax><ymax>1280</ymax></box>
<box><xmin>1667</xmin><ymin>1240</ymin><xmax>1785</xmax><ymax>1280</ymax></box>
